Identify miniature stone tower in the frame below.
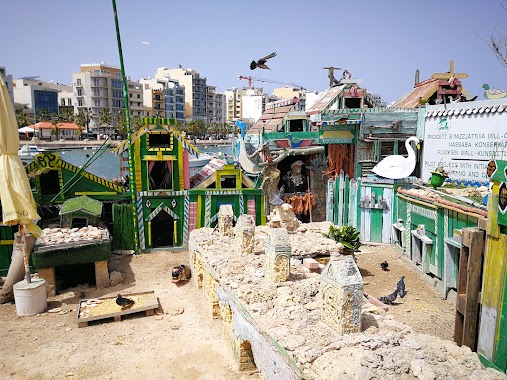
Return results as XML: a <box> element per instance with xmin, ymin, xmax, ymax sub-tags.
<box><xmin>234</xmin><ymin>214</ymin><xmax>255</xmax><ymax>255</ymax></box>
<box><xmin>218</xmin><ymin>204</ymin><xmax>234</xmax><ymax>237</ymax></box>
<box><xmin>264</xmin><ymin>227</ymin><xmax>291</xmax><ymax>282</ymax></box>
<box><xmin>320</xmin><ymin>246</ymin><xmax>363</xmax><ymax>335</ymax></box>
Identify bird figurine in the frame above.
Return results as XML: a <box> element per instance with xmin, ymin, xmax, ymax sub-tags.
<box><xmin>250</xmin><ymin>52</ymin><xmax>277</xmax><ymax>70</ymax></box>
<box><xmin>372</xmin><ymin>136</ymin><xmax>420</xmax><ymax>179</ymax></box>
<box><xmin>172</xmin><ymin>264</ymin><xmax>191</xmax><ymax>282</ymax></box>
<box><xmin>380</xmin><ymin>261</ymin><xmax>389</xmax><ymax>271</ymax></box>
<box><xmin>115</xmin><ymin>294</ymin><xmax>135</xmax><ymax>310</ymax></box>
<box><xmin>482</xmin><ymin>84</ymin><xmax>507</xmax><ymax>99</ymax></box>
<box><xmin>397</xmin><ymin>276</ymin><xmax>406</xmax><ymax>298</ymax></box>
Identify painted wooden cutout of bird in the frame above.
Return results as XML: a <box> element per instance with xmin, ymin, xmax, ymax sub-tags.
<box><xmin>482</xmin><ymin>84</ymin><xmax>507</xmax><ymax>99</ymax></box>
<box><xmin>250</xmin><ymin>52</ymin><xmax>277</xmax><ymax>70</ymax></box>
<box><xmin>116</xmin><ymin>294</ymin><xmax>135</xmax><ymax>310</ymax></box>
<box><xmin>372</xmin><ymin>136</ymin><xmax>420</xmax><ymax>179</ymax></box>
<box><xmin>380</xmin><ymin>261</ymin><xmax>389</xmax><ymax>271</ymax></box>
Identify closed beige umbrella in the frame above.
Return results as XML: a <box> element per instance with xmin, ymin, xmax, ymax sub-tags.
<box><xmin>0</xmin><ymin>76</ymin><xmax>41</xmax><ymax>283</ymax></box>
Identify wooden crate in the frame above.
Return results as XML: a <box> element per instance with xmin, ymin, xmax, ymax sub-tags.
<box><xmin>76</xmin><ymin>291</ymin><xmax>159</xmax><ymax>327</ymax></box>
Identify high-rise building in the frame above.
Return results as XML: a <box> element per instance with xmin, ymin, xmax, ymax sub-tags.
<box><xmin>155</xmin><ymin>67</ymin><xmax>207</xmax><ymax>121</ymax></box>
<box><xmin>206</xmin><ymin>85</ymin><xmax>226</xmax><ymax>124</ymax></box>
<box><xmin>72</xmin><ymin>63</ymin><xmax>143</xmax><ymax>128</ymax></box>
<box><xmin>140</xmin><ymin>77</ymin><xmax>186</xmax><ymax>123</ymax></box>
<box><xmin>128</xmin><ymin>80</ymin><xmax>144</xmax><ymax>118</ymax></box>
<box><xmin>0</xmin><ymin>66</ymin><xmax>14</xmax><ymax>103</ymax></box>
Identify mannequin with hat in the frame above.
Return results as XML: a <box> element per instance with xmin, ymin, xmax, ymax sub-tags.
<box><xmin>280</xmin><ymin>160</ymin><xmax>308</xmax><ymax>194</ymax></box>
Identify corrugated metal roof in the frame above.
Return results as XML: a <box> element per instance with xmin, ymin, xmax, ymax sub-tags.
<box><xmin>425</xmin><ymin>103</ymin><xmax>507</xmax><ymax>117</ymax></box>
<box><xmin>248</xmin><ymin>104</ymin><xmax>298</xmax><ymax>133</ymax></box>
<box><xmin>391</xmin><ymin>79</ymin><xmax>439</xmax><ymax>108</ymax></box>
<box><xmin>306</xmin><ymin>85</ymin><xmax>345</xmax><ymax>113</ymax></box>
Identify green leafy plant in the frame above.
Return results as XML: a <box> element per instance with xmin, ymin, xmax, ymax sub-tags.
<box><xmin>323</xmin><ymin>225</ymin><xmax>362</xmax><ymax>251</ymax></box>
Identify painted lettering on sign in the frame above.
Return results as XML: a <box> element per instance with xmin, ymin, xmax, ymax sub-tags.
<box><xmin>423</xmin><ymin>110</ymin><xmax>507</xmax><ymax>182</ymax></box>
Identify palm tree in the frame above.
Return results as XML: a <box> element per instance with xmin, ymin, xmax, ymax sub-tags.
<box><xmin>60</xmin><ymin>108</ymin><xmax>74</xmax><ymax>123</ymax></box>
<box><xmin>75</xmin><ymin>108</ymin><xmax>93</xmax><ymax>138</ymax></box>
<box><xmin>131</xmin><ymin>115</ymin><xmax>143</xmax><ymax>133</ymax></box>
<box><xmin>50</xmin><ymin>118</ymin><xmax>61</xmax><ymax>141</ymax></box>
<box><xmin>37</xmin><ymin>109</ymin><xmax>50</xmax><ymax>122</ymax></box>
<box><xmin>15</xmin><ymin>108</ymin><xmax>29</xmax><ymax>127</ymax></box>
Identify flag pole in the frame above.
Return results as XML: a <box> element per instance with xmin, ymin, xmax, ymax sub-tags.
<box><xmin>112</xmin><ymin>0</ymin><xmax>139</xmax><ymax>253</ymax></box>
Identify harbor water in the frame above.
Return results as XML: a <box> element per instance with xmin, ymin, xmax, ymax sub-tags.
<box><xmin>50</xmin><ymin>145</ymin><xmax>234</xmax><ymax>180</ymax></box>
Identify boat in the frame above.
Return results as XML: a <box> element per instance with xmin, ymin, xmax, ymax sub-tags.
<box><xmin>18</xmin><ymin>144</ymin><xmax>46</xmax><ymax>158</ymax></box>
<box><xmin>189</xmin><ymin>152</ymin><xmax>213</xmax><ymax>178</ymax></box>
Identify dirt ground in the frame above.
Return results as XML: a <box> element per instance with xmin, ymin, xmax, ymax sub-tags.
<box><xmin>356</xmin><ymin>244</ymin><xmax>456</xmax><ymax>341</ymax></box>
<box><xmin>0</xmin><ymin>244</ymin><xmax>456</xmax><ymax>380</ymax></box>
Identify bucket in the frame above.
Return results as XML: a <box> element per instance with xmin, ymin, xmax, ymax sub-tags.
<box><xmin>13</xmin><ymin>278</ymin><xmax>48</xmax><ymax>316</ymax></box>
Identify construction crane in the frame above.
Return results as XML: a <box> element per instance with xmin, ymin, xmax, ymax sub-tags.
<box><xmin>238</xmin><ymin>75</ymin><xmax>307</xmax><ymax>91</ymax></box>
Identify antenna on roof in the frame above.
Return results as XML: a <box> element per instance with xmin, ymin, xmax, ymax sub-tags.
<box><xmin>415</xmin><ymin>69</ymin><xmax>420</xmax><ymax>86</ymax></box>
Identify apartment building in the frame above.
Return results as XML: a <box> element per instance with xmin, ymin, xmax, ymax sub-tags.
<box><xmin>128</xmin><ymin>80</ymin><xmax>144</xmax><ymax>117</ymax></box>
<box><xmin>155</xmin><ymin>67</ymin><xmax>206</xmax><ymax>121</ymax></box>
<box><xmin>13</xmin><ymin>77</ymin><xmax>62</xmax><ymax>115</ymax></box>
<box><xmin>72</xmin><ymin>64</ymin><xmax>124</xmax><ymax>128</ymax></box>
<box><xmin>224</xmin><ymin>87</ymin><xmax>274</xmax><ymax>122</ymax></box>
<box><xmin>0</xmin><ymin>66</ymin><xmax>14</xmax><ymax>103</ymax></box>
<box><xmin>206</xmin><ymin>85</ymin><xmax>226</xmax><ymax>124</ymax></box>
<box><xmin>140</xmin><ymin>77</ymin><xmax>186</xmax><ymax>123</ymax></box>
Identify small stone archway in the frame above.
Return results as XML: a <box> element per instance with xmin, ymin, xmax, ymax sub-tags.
<box><xmin>238</xmin><ymin>340</ymin><xmax>257</xmax><ymax>372</ymax></box>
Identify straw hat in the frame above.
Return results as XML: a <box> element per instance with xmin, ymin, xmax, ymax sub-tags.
<box><xmin>290</xmin><ymin>160</ymin><xmax>304</xmax><ymax>169</ymax></box>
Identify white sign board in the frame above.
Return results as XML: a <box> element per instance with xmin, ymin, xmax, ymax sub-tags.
<box><xmin>422</xmin><ymin>105</ymin><xmax>507</xmax><ymax>183</ymax></box>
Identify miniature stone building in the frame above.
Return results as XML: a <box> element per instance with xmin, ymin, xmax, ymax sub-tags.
<box><xmin>59</xmin><ymin>195</ymin><xmax>103</xmax><ymax>228</ymax></box>
<box><xmin>218</xmin><ymin>204</ymin><xmax>234</xmax><ymax>237</ymax></box>
<box><xmin>268</xmin><ymin>203</ymin><xmax>300</xmax><ymax>232</ymax></box>
<box><xmin>320</xmin><ymin>248</ymin><xmax>363</xmax><ymax>335</ymax></box>
<box><xmin>234</xmin><ymin>214</ymin><xmax>255</xmax><ymax>255</ymax></box>
<box><xmin>264</xmin><ymin>227</ymin><xmax>291</xmax><ymax>282</ymax></box>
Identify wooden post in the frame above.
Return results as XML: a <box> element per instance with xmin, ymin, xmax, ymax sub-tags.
<box><xmin>454</xmin><ymin>228</ymin><xmax>484</xmax><ymax>349</ymax></box>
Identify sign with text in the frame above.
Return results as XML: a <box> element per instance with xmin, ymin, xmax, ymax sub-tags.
<box><xmin>422</xmin><ymin>112</ymin><xmax>507</xmax><ymax>182</ymax></box>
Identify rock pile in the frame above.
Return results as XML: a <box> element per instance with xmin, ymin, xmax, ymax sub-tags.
<box><xmin>39</xmin><ymin>226</ymin><xmax>105</xmax><ymax>245</ymax></box>
<box><xmin>190</xmin><ymin>225</ymin><xmax>507</xmax><ymax>380</ymax></box>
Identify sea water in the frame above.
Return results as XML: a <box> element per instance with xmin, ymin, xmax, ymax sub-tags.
<box><xmin>55</xmin><ymin>145</ymin><xmax>233</xmax><ymax>180</ymax></box>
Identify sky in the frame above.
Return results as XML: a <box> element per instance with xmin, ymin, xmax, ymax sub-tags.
<box><xmin>1</xmin><ymin>0</ymin><xmax>507</xmax><ymax>104</ymax></box>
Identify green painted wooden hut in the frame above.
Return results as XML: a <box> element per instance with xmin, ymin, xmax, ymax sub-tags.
<box><xmin>60</xmin><ymin>195</ymin><xmax>103</xmax><ymax>228</ymax></box>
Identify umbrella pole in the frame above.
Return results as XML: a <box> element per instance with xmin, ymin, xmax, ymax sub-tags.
<box><xmin>20</xmin><ymin>225</ymin><xmax>31</xmax><ymax>283</ymax></box>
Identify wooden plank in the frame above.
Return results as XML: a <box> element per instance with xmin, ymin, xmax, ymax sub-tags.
<box><xmin>364</xmin><ymin>187</ymin><xmax>372</xmax><ymax>242</ymax></box>
<box><xmin>343</xmin><ymin>174</ymin><xmax>350</xmax><ymax>226</ymax></box>
<box><xmin>337</xmin><ymin>171</ymin><xmax>345</xmax><ymax>226</ymax></box>
<box><xmin>76</xmin><ymin>291</ymin><xmax>159</xmax><ymax>327</ymax></box>
<box><xmin>348</xmin><ymin>179</ymin><xmax>358</xmax><ymax>228</ymax></box>
<box><xmin>370</xmin><ymin>209</ymin><xmax>383</xmax><ymax>243</ymax></box>
<box><xmin>492</xmin><ymin>234</ymin><xmax>507</xmax><ymax>369</ymax></box>
<box><xmin>462</xmin><ymin>229</ymin><xmax>484</xmax><ymax>349</ymax></box>
<box><xmin>381</xmin><ymin>188</ymin><xmax>393</xmax><ymax>243</ymax></box>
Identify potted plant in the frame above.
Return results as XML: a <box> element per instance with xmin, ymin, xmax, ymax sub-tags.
<box><xmin>430</xmin><ymin>166</ymin><xmax>449</xmax><ymax>188</ymax></box>
<box><xmin>323</xmin><ymin>225</ymin><xmax>362</xmax><ymax>254</ymax></box>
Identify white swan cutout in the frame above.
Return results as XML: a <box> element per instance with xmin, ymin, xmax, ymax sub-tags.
<box><xmin>372</xmin><ymin>136</ymin><xmax>420</xmax><ymax>179</ymax></box>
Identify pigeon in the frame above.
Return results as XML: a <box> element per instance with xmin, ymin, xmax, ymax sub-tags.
<box><xmin>397</xmin><ymin>276</ymin><xmax>406</xmax><ymax>298</ymax></box>
<box><xmin>378</xmin><ymin>289</ymin><xmax>398</xmax><ymax>305</ymax></box>
<box><xmin>380</xmin><ymin>261</ymin><xmax>389</xmax><ymax>271</ymax></box>
<box><xmin>115</xmin><ymin>294</ymin><xmax>135</xmax><ymax>310</ymax></box>
<box><xmin>250</xmin><ymin>52</ymin><xmax>277</xmax><ymax>70</ymax></box>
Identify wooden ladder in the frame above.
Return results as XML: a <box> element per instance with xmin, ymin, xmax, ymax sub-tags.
<box><xmin>454</xmin><ymin>227</ymin><xmax>485</xmax><ymax>349</ymax></box>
